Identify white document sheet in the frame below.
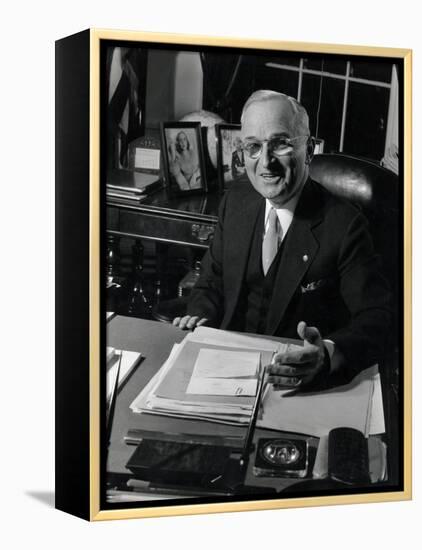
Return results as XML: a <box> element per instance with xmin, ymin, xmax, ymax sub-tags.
<box><xmin>186</xmin><ymin>377</ymin><xmax>258</xmax><ymax>396</ymax></box>
<box><xmin>134</xmin><ymin>148</ymin><xmax>160</xmax><ymax>171</ymax></box>
<box><xmin>191</xmin><ymin>348</ymin><xmax>260</xmax><ymax>379</ymax></box>
<box><xmin>368</xmin><ymin>371</ymin><xmax>385</xmax><ymax>434</ymax></box>
<box><xmin>258</xmin><ymin>365</ymin><xmax>378</xmax><ymax>437</ymax></box>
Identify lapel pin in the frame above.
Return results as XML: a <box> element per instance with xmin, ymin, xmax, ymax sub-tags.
<box><xmin>302</xmin><ymin>254</ymin><xmax>309</xmax><ymax>262</ymax></box>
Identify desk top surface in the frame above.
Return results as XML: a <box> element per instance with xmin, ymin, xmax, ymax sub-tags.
<box><xmin>106</xmin><ymin>316</ymin><xmax>389</xmax><ymax>500</ymax></box>
<box><xmin>107</xmin><ymin>317</ymin><xmax>246</xmax><ymax>473</ymax></box>
<box><xmin>107</xmin><ymin>185</ymin><xmax>221</xmax><ymax>222</ymax></box>
<box><xmin>106</xmin><ymin>316</ymin><xmax>319</xmax><ymax>496</ymax></box>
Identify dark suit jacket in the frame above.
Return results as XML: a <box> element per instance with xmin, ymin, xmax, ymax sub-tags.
<box><xmin>187</xmin><ymin>178</ymin><xmax>392</xmax><ymax>380</ymax></box>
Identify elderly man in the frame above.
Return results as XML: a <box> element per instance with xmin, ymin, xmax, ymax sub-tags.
<box><xmin>173</xmin><ymin>90</ymin><xmax>392</xmax><ymax>387</ymax></box>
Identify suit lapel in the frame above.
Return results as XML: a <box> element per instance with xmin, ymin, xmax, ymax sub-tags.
<box><xmin>221</xmin><ymin>191</ymin><xmax>264</xmax><ymax>329</ymax></box>
<box><xmin>266</xmin><ymin>180</ymin><xmax>323</xmax><ymax>335</ymax></box>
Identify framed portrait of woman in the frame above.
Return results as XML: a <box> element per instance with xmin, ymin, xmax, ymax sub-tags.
<box><xmin>161</xmin><ymin>122</ymin><xmax>207</xmax><ymax>195</ymax></box>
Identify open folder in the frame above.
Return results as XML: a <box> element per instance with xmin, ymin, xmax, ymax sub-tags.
<box><xmin>130</xmin><ymin>327</ymin><xmax>384</xmax><ymax>437</ymax></box>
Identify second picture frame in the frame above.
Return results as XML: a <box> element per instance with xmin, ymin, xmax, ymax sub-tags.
<box><xmin>216</xmin><ymin>123</ymin><xmax>244</xmax><ymax>191</ymax></box>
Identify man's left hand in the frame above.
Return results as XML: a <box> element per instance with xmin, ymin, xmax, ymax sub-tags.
<box><xmin>268</xmin><ymin>321</ymin><xmax>328</xmax><ymax>388</ymax></box>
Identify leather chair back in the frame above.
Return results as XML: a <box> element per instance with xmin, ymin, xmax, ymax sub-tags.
<box><xmin>310</xmin><ymin>153</ymin><xmax>399</xmax><ymax>296</ymax></box>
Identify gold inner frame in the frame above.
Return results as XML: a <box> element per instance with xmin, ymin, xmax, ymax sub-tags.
<box><xmin>88</xmin><ymin>28</ymin><xmax>412</xmax><ymax>521</ymax></box>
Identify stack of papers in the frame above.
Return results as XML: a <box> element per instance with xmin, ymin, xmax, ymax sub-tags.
<box><xmin>130</xmin><ymin>327</ymin><xmax>385</xmax><ymax>437</ymax></box>
<box><xmin>130</xmin><ymin>327</ymin><xmax>301</xmax><ymax>424</ymax></box>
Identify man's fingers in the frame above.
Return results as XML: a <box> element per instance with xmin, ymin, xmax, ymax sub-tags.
<box><xmin>297</xmin><ymin>321</ymin><xmax>322</xmax><ymax>345</ymax></box>
<box><xmin>304</xmin><ymin>326</ymin><xmax>322</xmax><ymax>345</ymax></box>
<box><xmin>297</xmin><ymin>320</ymin><xmax>307</xmax><ymax>340</ymax></box>
<box><xmin>269</xmin><ymin>371</ymin><xmax>317</xmax><ymax>389</ymax></box>
<box><xmin>178</xmin><ymin>315</ymin><xmax>195</xmax><ymax>329</ymax></box>
<box><xmin>178</xmin><ymin>316</ymin><xmax>188</xmax><ymax>329</ymax></box>
<box><xmin>186</xmin><ymin>316</ymin><xmax>200</xmax><ymax>329</ymax></box>
<box><xmin>268</xmin><ymin>363</ymin><xmax>316</xmax><ymax>377</ymax></box>
<box><xmin>173</xmin><ymin>316</ymin><xmax>208</xmax><ymax>330</ymax></box>
<box><xmin>273</xmin><ymin>349</ymin><xmax>317</xmax><ymax>364</ymax></box>
<box><xmin>267</xmin><ymin>322</ymin><xmax>325</xmax><ymax>390</ymax></box>
<box><xmin>268</xmin><ymin>375</ymin><xmax>302</xmax><ymax>388</ymax></box>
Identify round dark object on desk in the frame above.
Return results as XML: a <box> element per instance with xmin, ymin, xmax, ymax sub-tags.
<box><xmin>152</xmin><ymin>297</ymin><xmax>188</xmax><ymax>323</ymax></box>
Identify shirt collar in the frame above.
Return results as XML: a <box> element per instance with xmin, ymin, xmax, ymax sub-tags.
<box><xmin>264</xmin><ymin>191</ymin><xmax>301</xmax><ymax>238</ymax></box>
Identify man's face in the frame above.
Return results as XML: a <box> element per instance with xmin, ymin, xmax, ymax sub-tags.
<box><xmin>241</xmin><ymin>97</ymin><xmax>309</xmax><ymax>206</ymax></box>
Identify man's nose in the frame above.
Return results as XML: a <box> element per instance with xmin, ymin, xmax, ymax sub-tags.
<box><xmin>261</xmin><ymin>142</ymin><xmax>273</xmax><ymax>169</ymax></box>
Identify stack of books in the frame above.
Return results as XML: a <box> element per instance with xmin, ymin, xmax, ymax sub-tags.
<box><xmin>106</xmin><ymin>169</ymin><xmax>162</xmax><ymax>204</ymax></box>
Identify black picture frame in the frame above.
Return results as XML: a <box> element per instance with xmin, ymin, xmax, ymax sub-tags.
<box><xmin>216</xmin><ymin>123</ymin><xmax>244</xmax><ymax>191</ymax></box>
<box><xmin>160</xmin><ymin>121</ymin><xmax>208</xmax><ymax>196</ymax></box>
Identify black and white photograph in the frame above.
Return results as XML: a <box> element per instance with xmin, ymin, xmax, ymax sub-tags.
<box><xmin>99</xmin><ymin>35</ymin><xmax>407</xmax><ymax>517</ymax></box>
<box><xmin>55</xmin><ymin>27</ymin><xmax>411</xmax><ymax>523</ymax></box>
<box><xmin>216</xmin><ymin>123</ymin><xmax>245</xmax><ymax>189</ymax></box>
<box><xmin>161</xmin><ymin>122</ymin><xmax>207</xmax><ymax>194</ymax></box>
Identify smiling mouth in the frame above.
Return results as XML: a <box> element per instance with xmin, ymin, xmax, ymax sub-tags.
<box><xmin>260</xmin><ymin>172</ymin><xmax>284</xmax><ymax>182</ymax></box>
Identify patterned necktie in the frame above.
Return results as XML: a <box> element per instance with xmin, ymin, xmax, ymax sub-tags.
<box><xmin>262</xmin><ymin>207</ymin><xmax>281</xmax><ymax>275</ymax></box>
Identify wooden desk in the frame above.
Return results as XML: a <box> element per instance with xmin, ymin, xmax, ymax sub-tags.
<box><xmin>106</xmin><ymin>187</ymin><xmax>222</xmax><ymax>317</ymax></box>
<box><xmin>107</xmin><ymin>188</ymin><xmax>220</xmax><ymax>249</ymax></box>
<box><xmin>106</xmin><ymin>316</ymin><xmax>322</xmax><ymax>499</ymax></box>
<box><xmin>106</xmin><ymin>316</ymin><xmax>389</xmax><ymax>503</ymax></box>
<box><xmin>106</xmin><ymin>316</ymin><xmax>244</xmax><ymax>476</ymax></box>
<box><xmin>106</xmin><ymin>188</ymin><xmax>221</xmax><ymax>318</ymax></box>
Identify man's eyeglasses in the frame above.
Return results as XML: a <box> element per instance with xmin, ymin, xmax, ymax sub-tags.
<box><xmin>242</xmin><ymin>136</ymin><xmax>310</xmax><ymax>159</ymax></box>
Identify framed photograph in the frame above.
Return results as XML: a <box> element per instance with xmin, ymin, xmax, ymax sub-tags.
<box><xmin>313</xmin><ymin>138</ymin><xmax>325</xmax><ymax>155</ymax></box>
<box><xmin>56</xmin><ymin>29</ymin><xmax>412</xmax><ymax>522</ymax></box>
<box><xmin>216</xmin><ymin>123</ymin><xmax>245</xmax><ymax>190</ymax></box>
<box><xmin>161</xmin><ymin>122</ymin><xmax>207</xmax><ymax>195</ymax></box>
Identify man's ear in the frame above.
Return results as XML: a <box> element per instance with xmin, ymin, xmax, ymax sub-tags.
<box><xmin>305</xmin><ymin>137</ymin><xmax>315</xmax><ymax>165</ymax></box>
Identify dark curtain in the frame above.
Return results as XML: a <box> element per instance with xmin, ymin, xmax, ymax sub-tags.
<box><xmin>200</xmin><ymin>53</ymin><xmax>257</xmax><ymax>123</ymax></box>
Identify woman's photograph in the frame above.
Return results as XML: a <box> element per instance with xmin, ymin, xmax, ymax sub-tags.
<box><xmin>165</xmin><ymin>128</ymin><xmax>202</xmax><ymax>191</ymax></box>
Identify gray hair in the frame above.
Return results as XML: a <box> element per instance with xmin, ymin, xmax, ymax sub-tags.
<box><xmin>240</xmin><ymin>90</ymin><xmax>310</xmax><ymax>136</ymax></box>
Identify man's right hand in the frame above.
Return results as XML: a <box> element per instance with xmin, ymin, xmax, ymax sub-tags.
<box><xmin>172</xmin><ymin>315</ymin><xmax>209</xmax><ymax>330</ymax></box>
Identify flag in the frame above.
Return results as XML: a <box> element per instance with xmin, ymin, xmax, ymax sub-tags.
<box><xmin>108</xmin><ymin>47</ymin><xmax>144</xmax><ymax>167</ymax></box>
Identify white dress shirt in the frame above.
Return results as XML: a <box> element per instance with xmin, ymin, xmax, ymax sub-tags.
<box><xmin>263</xmin><ymin>195</ymin><xmax>335</xmax><ymax>367</ymax></box>
<box><xmin>263</xmin><ymin>195</ymin><xmax>299</xmax><ymax>242</ymax></box>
